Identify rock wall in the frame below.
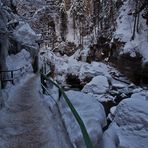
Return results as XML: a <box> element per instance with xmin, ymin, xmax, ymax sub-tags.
<box><xmin>0</xmin><ymin>4</ymin><xmax>9</xmax><ymax>72</ymax></box>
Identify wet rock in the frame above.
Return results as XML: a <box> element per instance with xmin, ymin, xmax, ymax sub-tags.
<box><xmin>66</xmin><ymin>74</ymin><xmax>82</xmax><ymax>89</ymax></box>
<box><xmin>117</xmin><ymin>52</ymin><xmax>143</xmax><ymax>85</ymax></box>
<box><xmin>142</xmin><ymin>62</ymin><xmax>148</xmax><ymax>84</ymax></box>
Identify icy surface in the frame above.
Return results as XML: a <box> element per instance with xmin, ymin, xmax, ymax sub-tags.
<box><xmin>58</xmin><ymin>90</ymin><xmax>107</xmax><ymax>148</ymax></box>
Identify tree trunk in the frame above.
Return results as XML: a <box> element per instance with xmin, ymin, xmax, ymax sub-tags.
<box><xmin>73</xmin><ymin>15</ymin><xmax>76</xmax><ymax>40</ymax></box>
<box><xmin>136</xmin><ymin>12</ymin><xmax>140</xmax><ymax>33</ymax></box>
<box><xmin>131</xmin><ymin>1</ymin><xmax>138</xmax><ymax>40</ymax></box>
<box><xmin>131</xmin><ymin>14</ymin><xmax>137</xmax><ymax>40</ymax></box>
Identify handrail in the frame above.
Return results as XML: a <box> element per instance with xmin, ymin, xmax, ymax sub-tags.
<box><xmin>40</xmin><ymin>72</ymin><xmax>93</xmax><ymax>148</ymax></box>
<box><xmin>0</xmin><ymin>66</ymin><xmax>25</xmax><ymax>89</ymax></box>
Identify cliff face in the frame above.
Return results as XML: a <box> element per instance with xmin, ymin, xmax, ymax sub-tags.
<box><xmin>0</xmin><ymin>2</ymin><xmax>9</xmax><ymax>72</ymax></box>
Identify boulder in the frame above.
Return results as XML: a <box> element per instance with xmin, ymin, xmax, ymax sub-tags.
<box><xmin>12</xmin><ymin>22</ymin><xmax>39</xmax><ymax>56</ymax></box>
<box><xmin>58</xmin><ymin>90</ymin><xmax>106</xmax><ymax>148</ymax></box>
<box><xmin>101</xmin><ymin>94</ymin><xmax>148</xmax><ymax>148</ymax></box>
<box><xmin>82</xmin><ymin>76</ymin><xmax>109</xmax><ymax>95</ymax></box>
<box><xmin>79</xmin><ymin>62</ymin><xmax>111</xmax><ymax>80</ymax></box>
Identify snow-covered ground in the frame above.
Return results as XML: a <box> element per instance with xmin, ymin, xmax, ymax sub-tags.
<box><xmin>3</xmin><ymin>45</ymin><xmax>110</xmax><ymax>148</ymax></box>
<box><xmin>0</xmin><ymin>75</ymin><xmax>73</xmax><ymax>148</ymax></box>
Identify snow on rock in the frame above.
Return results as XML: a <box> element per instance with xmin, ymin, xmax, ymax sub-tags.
<box><xmin>108</xmin><ymin>106</ymin><xmax>117</xmax><ymax>122</ymax></box>
<box><xmin>101</xmin><ymin>123</ymin><xmax>118</xmax><ymax>148</ymax></box>
<box><xmin>42</xmin><ymin>50</ymin><xmax>111</xmax><ymax>86</ymax></box>
<box><xmin>13</xmin><ymin>22</ymin><xmax>38</xmax><ymax>49</ymax></box>
<box><xmin>79</xmin><ymin>62</ymin><xmax>111</xmax><ymax>80</ymax></box>
<box><xmin>102</xmin><ymin>95</ymin><xmax>148</xmax><ymax>148</ymax></box>
<box><xmin>58</xmin><ymin>90</ymin><xmax>106</xmax><ymax>148</ymax></box>
<box><xmin>131</xmin><ymin>89</ymin><xmax>148</xmax><ymax>100</ymax></box>
<box><xmin>6</xmin><ymin>49</ymin><xmax>32</xmax><ymax>71</ymax></box>
<box><xmin>82</xmin><ymin>76</ymin><xmax>109</xmax><ymax>95</ymax></box>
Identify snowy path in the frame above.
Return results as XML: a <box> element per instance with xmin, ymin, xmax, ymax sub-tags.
<box><xmin>0</xmin><ymin>74</ymin><xmax>73</xmax><ymax>148</ymax></box>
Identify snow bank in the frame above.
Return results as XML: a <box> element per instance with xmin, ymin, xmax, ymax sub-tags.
<box><xmin>82</xmin><ymin>76</ymin><xmax>109</xmax><ymax>95</ymax></box>
<box><xmin>102</xmin><ymin>92</ymin><xmax>148</xmax><ymax>148</ymax></box>
<box><xmin>58</xmin><ymin>90</ymin><xmax>106</xmax><ymax>148</ymax></box>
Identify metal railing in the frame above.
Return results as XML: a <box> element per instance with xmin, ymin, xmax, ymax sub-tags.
<box><xmin>0</xmin><ymin>67</ymin><xmax>24</xmax><ymax>89</ymax></box>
